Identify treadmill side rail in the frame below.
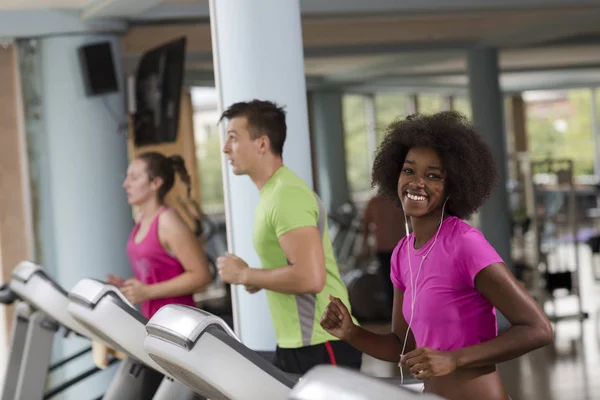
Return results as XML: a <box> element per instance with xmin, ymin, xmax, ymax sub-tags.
<box><xmin>288</xmin><ymin>365</ymin><xmax>441</xmax><ymax>400</ymax></box>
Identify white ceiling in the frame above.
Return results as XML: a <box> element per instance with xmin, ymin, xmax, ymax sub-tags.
<box><xmin>0</xmin><ymin>0</ymin><xmax>89</xmax><ymax>10</ymax></box>
<box><xmin>3</xmin><ymin>0</ymin><xmax>600</xmax><ymax>91</ymax></box>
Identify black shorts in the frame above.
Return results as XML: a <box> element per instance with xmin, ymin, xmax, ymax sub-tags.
<box><xmin>275</xmin><ymin>340</ymin><xmax>363</xmax><ymax>375</ymax></box>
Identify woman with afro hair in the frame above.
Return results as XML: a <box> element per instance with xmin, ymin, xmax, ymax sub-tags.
<box><xmin>321</xmin><ymin>111</ymin><xmax>553</xmax><ymax>399</ymax></box>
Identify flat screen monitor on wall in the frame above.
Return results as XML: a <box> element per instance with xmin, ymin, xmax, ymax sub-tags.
<box><xmin>133</xmin><ymin>37</ymin><xmax>187</xmax><ymax>147</ymax></box>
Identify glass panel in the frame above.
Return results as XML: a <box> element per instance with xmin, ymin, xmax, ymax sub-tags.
<box><xmin>418</xmin><ymin>94</ymin><xmax>443</xmax><ymax>114</ymax></box>
<box><xmin>525</xmin><ymin>89</ymin><xmax>594</xmax><ymax>176</ymax></box>
<box><xmin>191</xmin><ymin>87</ymin><xmax>225</xmax><ymax>214</ymax></box>
<box><xmin>374</xmin><ymin>93</ymin><xmax>406</xmax><ymax>143</ymax></box>
<box><xmin>342</xmin><ymin>95</ymin><xmax>370</xmax><ymax>194</ymax></box>
<box><xmin>452</xmin><ymin>96</ymin><xmax>472</xmax><ymax>120</ymax></box>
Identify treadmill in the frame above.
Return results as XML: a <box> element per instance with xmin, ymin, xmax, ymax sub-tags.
<box><xmin>144</xmin><ymin>304</ymin><xmax>297</xmax><ymax>400</ymax></box>
<box><xmin>288</xmin><ymin>365</ymin><xmax>443</xmax><ymax>400</ymax></box>
<box><xmin>5</xmin><ymin>261</ymin><xmax>145</xmax><ymax>400</ymax></box>
<box><xmin>143</xmin><ymin>305</ymin><xmax>430</xmax><ymax>400</ymax></box>
<box><xmin>0</xmin><ymin>282</ymin><xmax>17</xmax><ymax>304</ymax></box>
<box><xmin>0</xmin><ymin>282</ymin><xmax>29</xmax><ymax>400</ymax></box>
<box><xmin>67</xmin><ymin>278</ymin><xmax>200</xmax><ymax>400</ymax></box>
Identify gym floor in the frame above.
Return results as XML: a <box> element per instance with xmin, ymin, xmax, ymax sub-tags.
<box><xmin>362</xmin><ymin>244</ymin><xmax>600</xmax><ymax>400</ymax></box>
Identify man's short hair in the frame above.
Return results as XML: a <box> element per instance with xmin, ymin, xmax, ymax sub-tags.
<box><xmin>220</xmin><ymin>100</ymin><xmax>287</xmax><ymax>156</ymax></box>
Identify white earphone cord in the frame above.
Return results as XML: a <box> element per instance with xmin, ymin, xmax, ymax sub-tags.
<box><xmin>399</xmin><ymin>198</ymin><xmax>448</xmax><ymax>386</ymax></box>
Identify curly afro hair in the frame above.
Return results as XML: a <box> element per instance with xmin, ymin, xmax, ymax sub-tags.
<box><xmin>371</xmin><ymin>111</ymin><xmax>498</xmax><ymax>220</ymax></box>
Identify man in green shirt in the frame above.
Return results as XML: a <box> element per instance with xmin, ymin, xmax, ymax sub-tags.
<box><xmin>216</xmin><ymin>99</ymin><xmax>362</xmax><ymax>374</ymax></box>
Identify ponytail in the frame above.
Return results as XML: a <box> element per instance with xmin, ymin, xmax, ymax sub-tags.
<box><xmin>169</xmin><ymin>155</ymin><xmax>192</xmax><ymax>198</ymax></box>
<box><xmin>136</xmin><ymin>151</ymin><xmax>192</xmax><ymax>203</ymax></box>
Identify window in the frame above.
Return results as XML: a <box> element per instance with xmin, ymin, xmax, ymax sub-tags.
<box><xmin>375</xmin><ymin>94</ymin><xmax>406</xmax><ymax>143</ymax></box>
<box><xmin>342</xmin><ymin>95</ymin><xmax>370</xmax><ymax>194</ymax></box>
<box><xmin>452</xmin><ymin>96</ymin><xmax>472</xmax><ymax>120</ymax></box>
<box><xmin>191</xmin><ymin>87</ymin><xmax>225</xmax><ymax>214</ymax></box>
<box><xmin>418</xmin><ymin>94</ymin><xmax>443</xmax><ymax>114</ymax></box>
<box><xmin>525</xmin><ymin>89</ymin><xmax>594</xmax><ymax>176</ymax></box>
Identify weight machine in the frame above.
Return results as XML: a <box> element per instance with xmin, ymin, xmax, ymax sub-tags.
<box><xmin>520</xmin><ymin>156</ymin><xmax>589</xmax><ymax>322</ymax></box>
<box><xmin>328</xmin><ymin>202</ymin><xmax>362</xmax><ymax>269</ymax></box>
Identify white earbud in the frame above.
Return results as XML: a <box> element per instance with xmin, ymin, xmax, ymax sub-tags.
<box><xmin>399</xmin><ymin>196</ymin><xmax>448</xmax><ymax>386</ymax></box>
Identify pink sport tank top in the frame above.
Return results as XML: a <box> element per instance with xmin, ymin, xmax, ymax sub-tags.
<box><xmin>126</xmin><ymin>206</ymin><xmax>196</xmax><ymax>319</ymax></box>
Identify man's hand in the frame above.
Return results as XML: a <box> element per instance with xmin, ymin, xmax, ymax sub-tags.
<box><xmin>244</xmin><ymin>285</ymin><xmax>261</xmax><ymax>294</ymax></box>
<box><xmin>216</xmin><ymin>253</ymin><xmax>249</xmax><ymax>285</ymax></box>
<box><xmin>400</xmin><ymin>347</ymin><xmax>458</xmax><ymax>380</ymax></box>
<box><xmin>120</xmin><ymin>278</ymin><xmax>149</xmax><ymax>305</ymax></box>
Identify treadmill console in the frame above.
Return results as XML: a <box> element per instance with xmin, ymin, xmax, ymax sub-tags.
<box><xmin>68</xmin><ymin>278</ymin><xmax>135</xmax><ymax>309</ymax></box>
<box><xmin>11</xmin><ymin>261</ymin><xmax>43</xmax><ymax>284</ymax></box>
<box><xmin>146</xmin><ymin>304</ymin><xmax>240</xmax><ymax>350</ymax></box>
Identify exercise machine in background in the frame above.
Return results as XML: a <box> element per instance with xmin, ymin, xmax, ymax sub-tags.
<box><xmin>328</xmin><ymin>202</ymin><xmax>392</xmax><ymax>322</ymax></box>
<box><xmin>515</xmin><ymin>156</ymin><xmax>589</xmax><ymax>323</ymax></box>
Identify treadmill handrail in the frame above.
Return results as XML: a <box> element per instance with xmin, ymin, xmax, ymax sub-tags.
<box><xmin>203</xmin><ymin>326</ymin><xmax>298</xmax><ymax>389</ymax></box>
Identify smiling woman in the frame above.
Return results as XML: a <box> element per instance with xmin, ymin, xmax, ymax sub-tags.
<box><xmin>372</xmin><ymin>112</ymin><xmax>498</xmax><ymax>221</ymax></box>
<box><xmin>320</xmin><ymin>112</ymin><xmax>553</xmax><ymax>400</ymax></box>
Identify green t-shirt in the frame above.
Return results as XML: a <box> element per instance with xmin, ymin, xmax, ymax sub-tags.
<box><xmin>253</xmin><ymin>166</ymin><xmax>356</xmax><ymax>348</ymax></box>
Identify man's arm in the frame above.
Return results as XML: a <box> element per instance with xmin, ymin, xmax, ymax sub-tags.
<box><xmin>243</xmin><ymin>226</ymin><xmax>326</xmax><ymax>294</ymax></box>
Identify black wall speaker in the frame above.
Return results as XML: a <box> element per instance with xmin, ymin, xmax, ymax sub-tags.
<box><xmin>78</xmin><ymin>41</ymin><xmax>119</xmax><ymax>97</ymax></box>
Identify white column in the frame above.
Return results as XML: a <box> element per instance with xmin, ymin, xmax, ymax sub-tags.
<box><xmin>209</xmin><ymin>0</ymin><xmax>312</xmax><ymax>351</ymax></box>
<box><xmin>29</xmin><ymin>34</ymin><xmax>131</xmax><ymax>399</ymax></box>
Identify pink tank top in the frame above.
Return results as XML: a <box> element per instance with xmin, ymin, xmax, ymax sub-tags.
<box><xmin>126</xmin><ymin>207</ymin><xmax>196</xmax><ymax>319</ymax></box>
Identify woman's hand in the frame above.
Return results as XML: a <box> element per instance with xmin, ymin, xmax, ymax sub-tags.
<box><xmin>120</xmin><ymin>278</ymin><xmax>149</xmax><ymax>304</ymax></box>
<box><xmin>400</xmin><ymin>347</ymin><xmax>458</xmax><ymax>380</ymax></box>
<box><xmin>320</xmin><ymin>295</ymin><xmax>356</xmax><ymax>341</ymax></box>
<box><xmin>107</xmin><ymin>274</ymin><xmax>125</xmax><ymax>288</ymax></box>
